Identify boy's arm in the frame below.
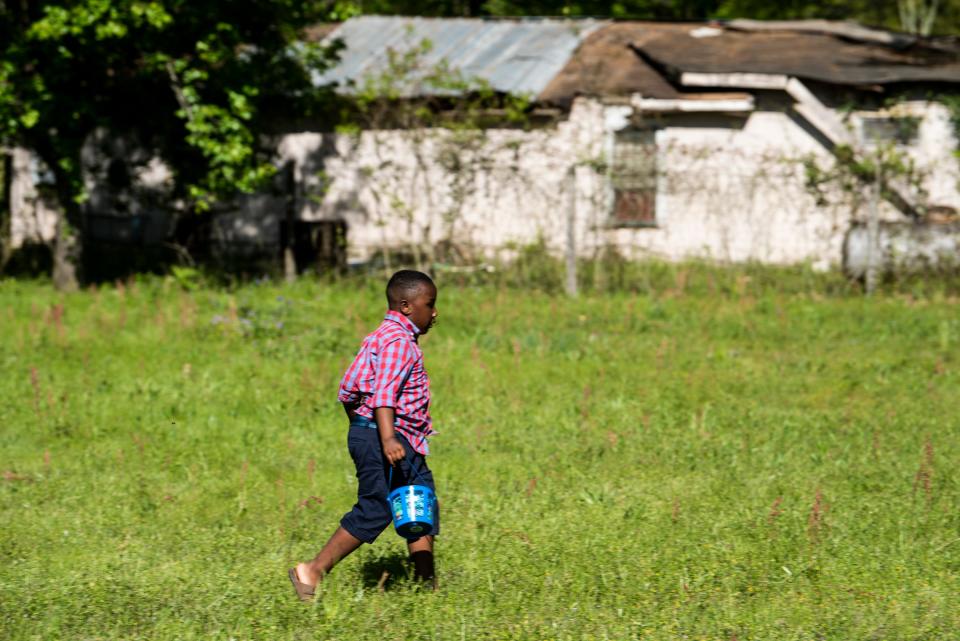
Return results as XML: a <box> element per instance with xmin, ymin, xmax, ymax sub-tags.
<box><xmin>375</xmin><ymin>407</ymin><xmax>405</xmax><ymax>465</ymax></box>
<box><xmin>371</xmin><ymin>338</ymin><xmax>415</xmax><ymax>466</ymax></box>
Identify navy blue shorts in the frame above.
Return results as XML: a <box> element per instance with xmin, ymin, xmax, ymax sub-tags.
<box><xmin>339</xmin><ymin>416</ymin><xmax>439</xmax><ymax>544</ymax></box>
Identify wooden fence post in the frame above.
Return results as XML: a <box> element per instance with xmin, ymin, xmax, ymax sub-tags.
<box><xmin>565</xmin><ymin>165</ymin><xmax>578</xmax><ymax>298</ymax></box>
<box><xmin>865</xmin><ymin>162</ymin><xmax>882</xmax><ymax>295</ymax></box>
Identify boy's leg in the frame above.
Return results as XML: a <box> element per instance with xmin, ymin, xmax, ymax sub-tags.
<box><xmin>295</xmin><ymin>527</ymin><xmax>363</xmax><ymax>587</ymax></box>
<box><xmin>395</xmin><ymin>435</ymin><xmax>439</xmax><ymax>589</ymax></box>
<box><xmin>407</xmin><ymin>535</ymin><xmax>436</xmax><ymax>588</ymax></box>
<box><xmin>292</xmin><ymin>425</ymin><xmax>393</xmax><ymax>591</ymax></box>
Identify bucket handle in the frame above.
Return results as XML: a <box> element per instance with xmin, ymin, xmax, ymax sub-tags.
<box><xmin>388</xmin><ymin>458</ymin><xmax>429</xmax><ymax>488</ymax></box>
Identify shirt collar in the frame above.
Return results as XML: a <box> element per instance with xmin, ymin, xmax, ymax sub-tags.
<box><xmin>384</xmin><ymin>310</ymin><xmax>420</xmax><ymax>340</ymax></box>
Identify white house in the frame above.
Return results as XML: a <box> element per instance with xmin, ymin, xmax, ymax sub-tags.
<box><xmin>7</xmin><ymin>17</ymin><xmax>960</xmax><ymax>274</ymax></box>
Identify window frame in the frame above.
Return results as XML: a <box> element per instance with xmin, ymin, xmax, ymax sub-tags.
<box><xmin>606</xmin><ymin>125</ymin><xmax>661</xmax><ymax>229</ymax></box>
<box><xmin>855</xmin><ymin>113</ymin><xmax>921</xmax><ymax>149</ymax></box>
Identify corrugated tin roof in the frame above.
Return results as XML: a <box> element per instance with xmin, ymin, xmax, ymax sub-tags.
<box><xmin>312</xmin><ymin>16</ymin><xmax>605</xmax><ymax>97</ymax></box>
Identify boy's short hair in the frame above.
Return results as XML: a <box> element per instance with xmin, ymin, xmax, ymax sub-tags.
<box><xmin>387</xmin><ymin>270</ymin><xmax>435</xmax><ymax>306</ymax></box>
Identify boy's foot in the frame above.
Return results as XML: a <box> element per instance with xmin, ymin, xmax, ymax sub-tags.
<box><xmin>409</xmin><ymin>550</ymin><xmax>436</xmax><ymax>590</ymax></box>
<box><xmin>288</xmin><ymin>528</ymin><xmax>361</xmax><ymax>601</ymax></box>
<box><xmin>288</xmin><ymin>565</ymin><xmax>317</xmax><ymax>602</ymax></box>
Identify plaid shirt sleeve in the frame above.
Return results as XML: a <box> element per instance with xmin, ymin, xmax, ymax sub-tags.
<box><xmin>337</xmin><ymin>355</ymin><xmax>362</xmax><ymax>405</ymax></box>
<box><xmin>371</xmin><ymin>338</ymin><xmax>415</xmax><ymax>409</ymax></box>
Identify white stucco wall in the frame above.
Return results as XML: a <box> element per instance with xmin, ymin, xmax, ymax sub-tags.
<box><xmin>8</xmin><ymin>147</ymin><xmax>59</xmax><ymax>248</ymax></box>
<box><xmin>270</xmin><ymin>104</ymin><xmax>604</xmax><ymax>264</ymax></box>
<box><xmin>885</xmin><ymin>101</ymin><xmax>960</xmax><ymax>210</ymax></box>
<box><xmin>608</xmin><ymin>108</ymin><xmax>864</xmax><ymax>268</ymax></box>
<box><xmin>8</xmin><ymin>96</ymin><xmax>957</xmax><ymax>269</ymax></box>
<box><xmin>259</xmin><ymin>96</ymin><xmax>957</xmax><ymax>269</ymax></box>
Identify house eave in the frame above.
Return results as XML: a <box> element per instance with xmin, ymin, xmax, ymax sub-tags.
<box><xmin>631</xmin><ymin>94</ymin><xmax>755</xmax><ymax>113</ymax></box>
<box><xmin>680</xmin><ymin>72</ymin><xmax>789</xmax><ymax>90</ymax></box>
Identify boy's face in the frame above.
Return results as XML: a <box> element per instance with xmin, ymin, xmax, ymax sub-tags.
<box><xmin>400</xmin><ymin>283</ymin><xmax>438</xmax><ymax>335</ymax></box>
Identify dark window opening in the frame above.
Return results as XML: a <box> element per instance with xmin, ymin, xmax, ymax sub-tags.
<box><xmin>859</xmin><ymin>116</ymin><xmax>920</xmax><ymax>147</ymax></box>
<box><xmin>611</xmin><ymin>128</ymin><xmax>658</xmax><ymax>227</ymax></box>
<box><xmin>280</xmin><ymin>220</ymin><xmax>347</xmax><ymax>275</ymax></box>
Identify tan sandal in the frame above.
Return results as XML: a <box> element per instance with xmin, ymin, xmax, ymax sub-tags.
<box><xmin>288</xmin><ymin>567</ymin><xmax>316</xmax><ymax>602</ymax></box>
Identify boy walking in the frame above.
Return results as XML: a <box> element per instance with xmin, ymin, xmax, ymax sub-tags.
<box><xmin>289</xmin><ymin>270</ymin><xmax>440</xmax><ymax>600</ymax></box>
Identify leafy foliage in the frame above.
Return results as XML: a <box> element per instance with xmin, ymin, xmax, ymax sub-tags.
<box><xmin>803</xmin><ymin>142</ymin><xmax>927</xmax><ymax>211</ymax></box>
<box><xmin>342</xmin><ymin>0</ymin><xmax>960</xmax><ymax>34</ymax></box>
<box><xmin>0</xmin><ymin>1</ymin><xmax>339</xmax><ymax>215</ymax></box>
<box><xmin>334</xmin><ymin>34</ymin><xmax>534</xmax><ymax>271</ymax></box>
<box><xmin>345</xmin><ymin>35</ymin><xmax>532</xmax><ymax>132</ymax></box>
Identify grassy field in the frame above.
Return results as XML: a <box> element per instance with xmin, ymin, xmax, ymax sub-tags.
<box><xmin>0</xmin><ymin>268</ymin><xmax>958</xmax><ymax>640</ymax></box>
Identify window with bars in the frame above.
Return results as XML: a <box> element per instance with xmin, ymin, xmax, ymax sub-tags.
<box><xmin>610</xmin><ymin>128</ymin><xmax>658</xmax><ymax>227</ymax></box>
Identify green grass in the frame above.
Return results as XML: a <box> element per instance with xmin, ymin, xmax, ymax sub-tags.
<box><xmin>0</xmin><ymin>268</ymin><xmax>958</xmax><ymax>640</ymax></box>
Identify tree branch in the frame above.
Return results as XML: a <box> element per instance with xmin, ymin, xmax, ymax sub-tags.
<box><xmin>165</xmin><ymin>61</ymin><xmax>195</xmax><ymax>122</ymax></box>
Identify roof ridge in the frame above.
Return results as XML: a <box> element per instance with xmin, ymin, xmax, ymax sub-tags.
<box><xmin>725</xmin><ymin>18</ymin><xmax>917</xmax><ymax>49</ymax></box>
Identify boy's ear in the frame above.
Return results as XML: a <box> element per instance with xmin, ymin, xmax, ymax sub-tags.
<box><xmin>398</xmin><ymin>299</ymin><xmax>412</xmax><ymax>315</ymax></box>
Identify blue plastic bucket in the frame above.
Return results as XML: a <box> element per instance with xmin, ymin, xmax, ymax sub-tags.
<box><xmin>387</xmin><ymin>484</ymin><xmax>436</xmax><ymax>538</ymax></box>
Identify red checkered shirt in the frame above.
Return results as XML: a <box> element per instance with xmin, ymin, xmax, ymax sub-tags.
<box><xmin>338</xmin><ymin>311</ymin><xmax>434</xmax><ymax>455</ymax></box>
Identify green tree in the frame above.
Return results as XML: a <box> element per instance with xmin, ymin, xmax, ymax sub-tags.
<box><xmin>479</xmin><ymin>0</ymin><xmax>715</xmax><ymax>19</ymax></box>
<box><xmin>715</xmin><ymin>0</ymin><xmax>960</xmax><ymax>33</ymax></box>
<box><xmin>0</xmin><ymin>1</ymin><xmax>339</xmax><ymax>289</ymax></box>
<box><xmin>355</xmin><ymin>0</ymin><xmax>960</xmax><ymax>33</ymax></box>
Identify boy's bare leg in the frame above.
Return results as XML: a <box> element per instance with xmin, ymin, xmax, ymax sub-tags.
<box><xmin>407</xmin><ymin>535</ymin><xmax>436</xmax><ymax>589</ymax></box>
<box><xmin>295</xmin><ymin>526</ymin><xmax>363</xmax><ymax>587</ymax></box>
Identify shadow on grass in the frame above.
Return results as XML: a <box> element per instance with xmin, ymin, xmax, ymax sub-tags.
<box><xmin>359</xmin><ymin>550</ymin><xmax>410</xmax><ymax>591</ymax></box>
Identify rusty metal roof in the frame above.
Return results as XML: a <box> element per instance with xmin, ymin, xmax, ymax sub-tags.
<box><xmin>312</xmin><ymin>16</ymin><xmax>604</xmax><ymax>97</ymax></box>
<box><xmin>539</xmin><ymin>23</ymin><xmax>687</xmax><ymax>105</ymax></box>
<box><xmin>541</xmin><ymin>21</ymin><xmax>960</xmax><ymax>106</ymax></box>
<box><xmin>725</xmin><ymin>19</ymin><xmax>917</xmax><ymax>47</ymax></box>
<box><xmin>633</xmin><ymin>22</ymin><xmax>960</xmax><ymax>87</ymax></box>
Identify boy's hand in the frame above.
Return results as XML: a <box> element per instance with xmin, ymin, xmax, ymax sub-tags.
<box><xmin>381</xmin><ymin>436</ymin><xmax>405</xmax><ymax>465</ymax></box>
<box><xmin>374</xmin><ymin>406</ymin><xmax>404</xmax><ymax>465</ymax></box>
